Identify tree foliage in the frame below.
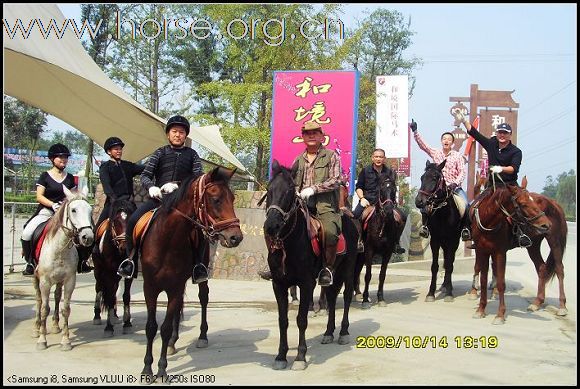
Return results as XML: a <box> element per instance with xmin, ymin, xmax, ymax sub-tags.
<box><xmin>542</xmin><ymin>169</ymin><xmax>576</xmax><ymax>220</ymax></box>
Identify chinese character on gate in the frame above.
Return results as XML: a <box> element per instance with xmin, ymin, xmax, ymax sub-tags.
<box><xmin>295</xmin><ymin>77</ymin><xmax>332</xmax><ymax>98</ymax></box>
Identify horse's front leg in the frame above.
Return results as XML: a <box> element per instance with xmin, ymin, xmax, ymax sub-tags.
<box><xmin>338</xmin><ymin>261</ymin><xmax>354</xmax><ymax>345</ymax></box>
<box><xmin>141</xmin><ymin>286</ymin><xmax>159</xmax><ymax>380</ymax></box>
<box><xmin>292</xmin><ymin>283</ymin><xmax>312</xmax><ymax>370</ymax></box>
<box><xmin>473</xmin><ymin>252</ymin><xmax>489</xmax><ymax>319</ymax></box>
<box><xmin>36</xmin><ymin>278</ymin><xmax>51</xmax><ymax>350</ymax></box>
<box><xmin>196</xmin><ymin>281</ymin><xmax>209</xmax><ymax>348</ymax></box>
<box><xmin>122</xmin><ymin>278</ymin><xmax>133</xmax><ymax>334</ymax></box>
<box><xmin>60</xmin><ymin>274</ymin><xmax>76</xmax><ymax>351</ymax></box>
<box><xmin>361</xmin><ymin>246</ymin><xmax>374</xmax><ymax>309</ymax></box>
<box><xmin>156</xmin><ymin>288</ymin><xmax>185</xmax><ymax>380</ymax></box>
<box><xmin>353</xmin><ymin>252</ymin><xmax>365</xmax><ymax>302</ymax></box>
<box><xmin>426</xmin><ymin>241</ymin><xmax>440</xmax><ymax>302</ymax></box>
<box><xmin>376</xmin><ymin>251</ymin><xmax>391</xmax><ymax>307</ymax></box>
<box><xmin>51</xmin><ymin>283</ymin><xmax>62</xmax><ymax>333</ymax></box>
<box><xmin>322</xmin><ymin>284</ymin><xmax>337</xmax><ymax>344</ymax></box>
<box><xmin>492</xmin><ymin>254</ymin><xmax>507</xmax><ymax>325</ymax></box>
<box><xmin>33</xmin><ymin>276</ymin><xmax>42</xmax><ymax>338</ymax></box>
<box><xmin>272</xmin><ymin>281</ymin><xmax>289</xmax><ymax>370</ymax></box>
<box><xmin>93</xmin><ymin>289</ymin><xmax>103</xmax><ymax>325</ymax></box>
<box><xmin>441</xmin><ymin>246</ymin><xmax>456</xmax><ymax>302</ymax></box>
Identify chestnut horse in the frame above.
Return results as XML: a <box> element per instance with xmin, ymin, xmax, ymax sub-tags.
<box><xmin>139</xmin><ymin>167</ymin><xmax>243</xmax><ymax>381</ymax></box>
<box><xmin>92</xmin><ymin>199</ymin><xmax>137</xmax><ymax>336</ymax></box>
<box><xmin>470</xmin><ymin>175</ymin><xmax>568</xmax><ymax>316</ymax></box>
<box><xmin>262</xmin><ymin>160</ymin><xmax>357</xmax><ymax>370</ymax></box>
<box><xmin>470</xmin><ymin>180</ymin><xmax>551</xmax><ymax>324</ymax></box>
<box><xmin>415</xmin><ymin>160</ymin><xmax>463</xmax><ymax>302</ymax></box>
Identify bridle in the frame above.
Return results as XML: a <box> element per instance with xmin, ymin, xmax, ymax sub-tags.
<box><xmin>418</xmin><ymin>169</ymin><xmax>450</xmax><ymax>212</ymax></box>
<box><xmin>109</xmin><ymin>209</ymin><xmax>128</xmax><ymax>252</ymax></box>
<box><xmin>172</xmin><ymin>173</ymin><xmax>240</xmax><ymax>243</ymax></box>
<box><xmin>59</xmin><ymin>198</ymin><xmax>94</xmax><ymax>247</ymax></box>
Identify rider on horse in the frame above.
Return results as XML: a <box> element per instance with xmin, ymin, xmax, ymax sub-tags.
<box><xmin>21</xmin><ymin>143</ymin><xmax>93</xmax><ymax>275</ymax></box>
<box><xmin>95</xmin><ymin>137</ymin><xmax>145</xmax><ymax>228</ymax></box>
<box><xmin>455</xmin><ymin>112</ymin><xmax>532</xmax><ymax>248</ymax></box>
<box><xmin>410</xmin><ymin>119</ymin><xmax>468</xmax><ymax>239</ymax></box>
<box><xmin>117</xmin><ymin>115</ymin><xmax>206</xmax><ymax>282</ymax></box>
<box><xmin>353</xmin><ymin>148</ymin><xmax>405</xmax><ymax>254</ymax></box>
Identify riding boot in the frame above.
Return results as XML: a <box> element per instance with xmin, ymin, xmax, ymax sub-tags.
<box><xmin>21</xmin><ymin>239</ymin><xmax>35</xmax><ymax>276</ymax></box>
<box><xmin>352</xmin><ymin>218</ymin><xmax>364</xmax><ymax>252</ymax></box>
<box><xmin>461</xmin><ymin>211</ymin><xmax>472</xmax><ymax>242</ymax></box>
<box><xmin>76</xmin><ymin>245</ymin><xmax>94</xmax><ymax>273</ymax></box>
<box><xmin>192</xmin><ymin>241</ymin><xmax>209</xmax><ymax>284</ymax></box>
<box><xmin>318</xmin><ymin>244</ymin><xmax>337</xmax><ymax>287</ymax></box>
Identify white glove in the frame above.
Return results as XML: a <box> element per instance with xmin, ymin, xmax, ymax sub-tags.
<box><xmin>299</xmin><ymin>187</ymin><xmax>315</xmax><ymax>200</ymax></box>
<box><xmin>490</xmin><ymin>165</ymin><xmax>503</xmax><ymax>174</ymax></box>
<box><xmin>148</xmin><ymin>186</ymin><xmax>163</xmax><ymax>200</ymax></box>
<box><xmin>360</xmin><ymin>198</ymin><xmax>370</xmax><ymax>208</ymax></box>
<box><xmin>160</xmin><ymin>182</ymin><xmax>179</xmax><ymax>194</ymax></box>
<box><xmin>51</xmin><ymin>202</ymin><xmax>61</xmax><ymax>211</ymax></box>
<box><xmin>453</xmin><ymin>111</ymin><xmax>467</xmax><ymax>124</ymax></box>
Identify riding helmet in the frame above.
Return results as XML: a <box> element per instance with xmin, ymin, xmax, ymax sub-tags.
<box><xmin>165</xmin><ymin>115</ymin><xmax>190</xmax><ymax>135</ymax></box>
<box><xmin>103</xmin><ymin>136</ymin><xmax>125</xmax><ymax>151</ymax></box>
<box><xmin>48</xmin><ymin>143</ymin><xmax>71</xmax><ymax>158</ymax></box>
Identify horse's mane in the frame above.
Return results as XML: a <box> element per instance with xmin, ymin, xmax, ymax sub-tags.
<box><xmin>161</xmin><ymin>173</ymin><xmax>203</xmax><ymax>212</ymax></box>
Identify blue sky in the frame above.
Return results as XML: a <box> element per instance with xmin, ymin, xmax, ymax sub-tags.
<box><xmin>52</xmin><ymin>3</ymin><xmax>577</xmax><ymax>193</ymax></box>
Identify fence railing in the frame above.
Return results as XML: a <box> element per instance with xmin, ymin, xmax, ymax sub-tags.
<box><xmin>3</xmin><ymin>202</ymin><xmax>38</xmax><ymax>273</ymax></box>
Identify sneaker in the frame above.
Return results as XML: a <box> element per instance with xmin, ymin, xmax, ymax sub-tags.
<box><xmin>394</xmin><ymin>244</ymin><xmax>406</xmax><ymax>255</ymax></box>
<box><xmin>192</xmin><ymin>263</ymin><xmax>209</xmax><ymax>284</ymax></box>
<box><xmin>419</xmin><ymin>225</ymin><xmax>430</xmax><ymax>239</ymax></box>
<box><xmin>317</xmin><ymin>267</ymin><xmax>333</xmax><ymax>287</ymax></box>
<box><xmin>258</xmin><ymin>269</ymin><xmax>272</xmax><ymax>281</ymax></box>
<box><xmin>518</xmin><ymin>234</ymin><xmax>532</xmax><ymax>248</ymax></box>
<box><xmin>22</xmin><ymin>263</ymin><xmax>35</xmax><ymax>276</ymax></box>
<box><xmin>461</xmin><ymin>228</ymin><xmax>472</xmax><ymax>241</ymax></box>
<box><xmin>117</xmin><ymin>259</ymin><xmax>134</xmax><ymax>279</ymax></box>
<box><xmin>357</xmin><ymin>239</ymin><xmax>365</xmax><ymax>252</ymax></box>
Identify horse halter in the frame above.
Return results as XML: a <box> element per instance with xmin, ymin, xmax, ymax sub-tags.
<box><xmin>109</xmin><ymin>209</ymin><xmax>128</xmax><ymax>251</ymax></box>
<box><xmin>60</xmin><ymin>198</ymin><xmax>94</xmax><ymax>246</ymax></box>
<box><xmin>265</xmin><ymin>195</ymin><xmax>300</xmax><ymax>241</ymax></box>
<box><xmin>173</xmin><ymin>173</ymin><xmax>240</xmax><ymax>242</ymax></box>
<box><xmin>498</xmin><ymin>188</ymin><xmax>546</xmax><ymax>227</ymax></box>
<box><xmin>418</xmin><ymin>170</ymin><xmax>449</xmax><ymax>210</ymax></box>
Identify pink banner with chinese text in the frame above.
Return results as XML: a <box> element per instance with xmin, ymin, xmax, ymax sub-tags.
<box><xmin>270</xmin><ymin>70</ymin><xmax>359</xmax><ymax>194</ymax></box>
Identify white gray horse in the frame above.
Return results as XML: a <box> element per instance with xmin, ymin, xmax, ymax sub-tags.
<box><xmin>33</xmin><ymin>186</ymin><xmax>94</xmax><ymax>351</ymax></box>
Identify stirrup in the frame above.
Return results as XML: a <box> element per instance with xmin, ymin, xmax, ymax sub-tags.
<box><xmin>518</xmin><ymin>234</ymin><xmax>532</xmax><ymax>248</ymax></box>
<box><xmin>317</xmin><ymin>267</ymin><xmax>333</xmax><ymax>287</ymax></box>
<box><xmin>394</xmin><ymin>244</ymin><xmax>405</xmax><ymax>255</ymax></box>
<box><xmin>192</xmin><ymin>263</ymin><xmax>209</xmax><ymax>284</ymax></box>
<box><xmin>419</xmin><ymin>225</ymin><xmax>430</xmax><ymax>239</ymax></box>
<box><xmin>117</xmin><ymin>258</ymin><xmax>134</xmax><ymax>279</ymax></box>
<box><xmin>461</xmin><ymin>228</ymin><xmax>472</xmax><ymax>241</ymax></box>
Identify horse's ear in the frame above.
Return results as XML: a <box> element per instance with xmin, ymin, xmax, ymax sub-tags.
<box><xmin>63</xmin><ymin>185</ymin><xmax>75</xmax><ymax>200</ymax></box>
<box><xmin>272</xmin><ymin>159</ymin><xmax>281</xmax><ymax>176</ymax></box>
<box><xmin>290</xmin><ymin>160</ymin><xmax>299</xmax><ymax>180</ymax></box>
<box><xmin>521</xmin><ymin>175</ymin><xmax>528</xmax><ymax>189</ymax></box>
<box><xmin>437</xmin><ymin>159</ymin><xmax>447</xmax><ymax>171</ymax></box>
<box><xmin>211</xmin><ymin>166</ymin><xmax>233</xmax><ymax>183</ymax></box>
<box><xmin>425</xmin><ymin>160</ymin><xmax>430</xmax><ymax>168</ymax></box>
<box><xmin>80</xmin><ymin>185</ymin><xmax>89</xmax><ymax>198</ymax></box>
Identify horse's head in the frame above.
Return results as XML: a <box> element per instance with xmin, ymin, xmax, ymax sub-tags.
<box><xmin>377</xmin><ymin>172</ymin><xmax>396</xmax><ymax>214</ymax></box>
<box><xmin>415</xmin><ymin>160</ymin><xmax>447</xmax><ymax>209</ymax></box>
<box><xmin>507</xmin><ymin>183</ymin><xmax>551</xmax><ymax>234</ymax></box>
<box><xmin>264</xmin><ymin>159</ymin><xmax>299</xmax><ymax>237</ymax></box>
<box><xmin>109</xmin><ymin>199</ymin><xmax>136</xmax><ymax>253</ymax></box>
<box><xmin>61</xmin><ymin>185</ymin><xmax>95</xmax><ymax>246</ymax></box>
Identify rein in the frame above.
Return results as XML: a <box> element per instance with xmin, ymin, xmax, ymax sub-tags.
<box><xmin>264</xmin><ymin>196</ymin><xmax>302</xmax><ymax>275</ymax></box>
<box><xmin>418</xmin><ymin>171</ymin><xmax>450</xmax><ymax>213</ymax></box>
<box><xmin>60</xmin><ymin>199</ymin><xmax>93</xmax><ymax>248</ymax></box>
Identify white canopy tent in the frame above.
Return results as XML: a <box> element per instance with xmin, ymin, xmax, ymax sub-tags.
<box><xmin>3</xmin><ymin>3</ymin><xmax>248</xmax><ymax>174</ymax></box>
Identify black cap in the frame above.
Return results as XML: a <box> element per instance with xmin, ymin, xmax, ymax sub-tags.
<box><xmin>103</xmin><ymin>137</ymin><xmax>125</xmax><ymax>151</ymax></box>
<box><xmin>165</xmin><ymin>115</ymin><xmax>190</xmax><ymax>135</ymax></box>
<box><xmin>496</xmin><ymin>123</ymin><xmax>512</xmax><ymax>133</ymax></box>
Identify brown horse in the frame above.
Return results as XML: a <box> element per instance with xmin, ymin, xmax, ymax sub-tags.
<box><xmin>92</xmin><ymin>199</ymin><xmax>137</xmax><ymax>336</ymax></box>
<box><xmin>470</xmin><ymin>175</ymin><xmax>568</xmax><ymax>316</ymax></box>
<box><xmin>139</xmin><ymin>167</ymin><xmax>243</xmax><ymax>381</ymax></box>
<box><xmin>470</xmin><ymin>180</ymin><xmax>551</xmax><ymax>324</ymax></box>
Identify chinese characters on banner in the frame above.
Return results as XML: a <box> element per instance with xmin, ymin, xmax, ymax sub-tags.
<box><xmin>376</xmin><ymin>75</ymin><xmax>409</xmax><ymax>159</ymax></box>
<box><xmin>270</xmin><ymin>71</ymin><xmax>360</xmax><ymax>193</ymax></box>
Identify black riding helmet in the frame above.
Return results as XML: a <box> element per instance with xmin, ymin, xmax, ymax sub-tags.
<box><xmin>165</xmin><ymin>115</ymin><xmax>190</xmax><ymax>135</ymax></box>
<box><xmin>48</xmin><ymin>143</ymin><xmax>71</xmax><ymax>159</ymax></box>
<box><xmin>104</xmin><ymin>136</ymin><xmax>125</xmax><ymax>152</ymax></box>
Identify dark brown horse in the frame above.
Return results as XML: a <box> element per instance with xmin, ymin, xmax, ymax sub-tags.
<box><xmin>263</xmin><ymin>160</ymin><xmax>357</xmax><ymax>370</ymax></box>
<box><xmin>139</xmin><ymin>167</ymin><xmax>243</xmax><ymax>381</ymax></box>
<box><xmin>470</xmin><ymin>180</ymin><xmax>551</xmax><ymax>324</ymax></box>
<box><xmin>92</xmin><ymin>199</ymin><xmax>137</xmax><ymax>336</ymax></box>
<box><xmin>357</xmin><ymin>172</ymin><xmax>407</xmax><ymax>309</ymax></box>
<box><xmin>470</xmin><ymin>175</ymin><xmax>568</xmax><ymax>316</ymax></box>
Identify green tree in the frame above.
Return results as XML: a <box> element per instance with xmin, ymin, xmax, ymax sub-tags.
<box><xmin>555</xmin><ymin>169</ymin><xmax>576</xmax><ymax>219</ymax></box>
<box><xmin>541</xmin><ymin>175</ymin><xmax>558</xmax><ymax>198</ymax></box>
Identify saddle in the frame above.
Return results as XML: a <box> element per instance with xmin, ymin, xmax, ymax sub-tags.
<box><xmin>361</xmin><ymin>206</ymin><xmax>405</xmax><ymax>232</ymax></box>
<box><xmin>452</xmin><ymin>193</ymin><xmax>467</xmax><ymax>219</ymax></box>
<box><xmin>307</xmin><ymin>214</ymin><xmax>346</xmax><ymax>258</ymax></box>
<box><xmin>133</xmin><ymin>209</ymin><xmax>158</xmax><ymax>250</ymax></box>
<box><xmin>31</xmin><ymin>220</ymin><xmax>51</xmax><ymax>263</ymax></box>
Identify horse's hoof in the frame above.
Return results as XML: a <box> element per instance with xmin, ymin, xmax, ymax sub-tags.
<box><xmin>338</xmin><ymin>335</ymin><xmax>350</xmax><ymax>345</ymax></box>
<box><xmin>527</xmin><ymin>304</ymin><xmax>540</xmax><ymax>312</ymax></box>
<box><xmin>51</xmin><ymin>326</ymin><xmax>61</xmax><ymax>334</ymax></box>
<box><xmin>167</xmin><ymin>346</ymin><xmax>176</xmax><ymax>356</ymax></box>
<box><xmin>112</xmin><ymin>317</ymin><xmax>122</xmax><ymax>325</ymax></box>
<box><xmin>439</xmin><ymin>286</ymin><xmax>447</xmax><ymax>294</ymax></box>
<box><xmin>354</xmin><ymin>293</ymin><xmax>363</xmax><ymax>302</ymax></box>
<box><xmin>472</xmin><ymin>311</ymin><xmax>485</xmax><ymax>319</ymax></box>
<box><xmin>273</xmin><ymin>360</ymin><xmax>287</xmax><ymax>370</ymax></box>
<box><xmin>31</xmin><ymin>330</ymin><xmax>40</xmax><ymax>338</ymax></box>
<box><xmin>377</xmin><ymin>300</ymin><xmax>388</xmax><ymax>307</ymax></box>
<box><xmin>467</xmin><ymin>292</ymin><xmax>479</xmax><ymax>300</ymax></box>
<box><xmin>361</xmin><ymin>302</ymin><xmax>372</xmax><ymax>310</ymax></box>
<box><xmin>321</xmin><ymin>335</ymin><xmax>334</xmax><ymax>344</ymax></box>
<box><xmin>556</xmin><ymin>308</ymin><xmax>568</xmax><ymax>317</ymax></box>
<box><xmin>317</xmin><ymin>309</ymin><xmax>328</xmax><ymax>316</ymax></box>
<box><xmin>491</xmin><ymin>294</ymin><xmax>498</xmax><ymax>300</ymax></box>
<box><xmin>291</xmin><ymin>299</ymin><xmax>300</xmax><ymax>306</ymax></box>
<box><xmin>444</xmin><ymin>296</ymin><xmax>455</xmax><ymax>303</ymax></box>
<box><xmin>196</xmin><ymin>339</ymin><xmax>209</xmax><ymax>348</ymax></box>
<box><xmin>291</xmin><ymin>360</ymin><xmax>307</xmax><ymax>371</ymax></box>
<box><xmin>492</xmin><ymin>316</ymin><xmax>506</xmax><ymax>325</ymax></box>
<box><xmin>307</xmin><ymin>311</ymin><xmax>317</xmax><ymax>318</ymax></box>
<box><xmin>92</xmin><ymin>318</ymin><xmax>102</xmax><ymax>325</ymax></box>
<box><xmin>36</xmin><ymin>342</ymin><xmax>48</xmax><ymax>350</ymax></box>
<box><xmin>425</xmin><ymin>295</ymin><xmax>435</xmax><ymax>302</ymax></box>
<box><xmin>140</xmin><ymin>373</ymin><xmax>155</xmax><ymax>385</ymax></box>
<box><xmin>104</xmin><ymin>329</ymin><xmax>114</xmax><ymax>338</ymax></box>
<box><xmin>61</xmin><ymin>343</ymin><xmax>72</xmax><ymax>351</ymax></box>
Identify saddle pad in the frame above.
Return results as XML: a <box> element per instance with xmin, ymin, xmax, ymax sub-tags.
<box><xmin>133</xmin><ymin>210</ymin><xmax>156</xmax><ymax>245</ymax></box>
<box><xmin>362</xmin><ymin>207</ymin><xmax>377</xmax><ymax>231</ymax></box>
<box><xmin>452</xmin><ymin>193</ymin><xmax>467</xmax><ymax>219</ymax></box>
<box><xmin>34</xmin><ymin>224</ymin><xmax>51</xmax><ymax>262</ymax></box>
<box><xmin>311</xmin><ymin>233</ymin><xmax>346</xmax><ymax>257</ymax></box>
<box><xmin>95</xmin><ymin>219</ymin><xmax>109</xmax><ymax>242</ymax></box>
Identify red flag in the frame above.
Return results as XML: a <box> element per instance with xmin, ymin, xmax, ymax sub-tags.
<box><xmin>463</xmin><ymin>115</ymin><xmax>480</xmax><ymax>157</ymax></box>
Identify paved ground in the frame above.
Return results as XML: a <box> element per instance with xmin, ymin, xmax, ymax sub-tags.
<box><xmin>3</xmin><ymin>224</ymin><xmax>577</xmax><ymax>386</ymax></box>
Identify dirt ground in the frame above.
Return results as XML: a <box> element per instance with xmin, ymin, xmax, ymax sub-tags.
<box><xmin>3</xmin><ymin>234</ymin><xmax>577</xmax><ymax>386</ymax></box>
